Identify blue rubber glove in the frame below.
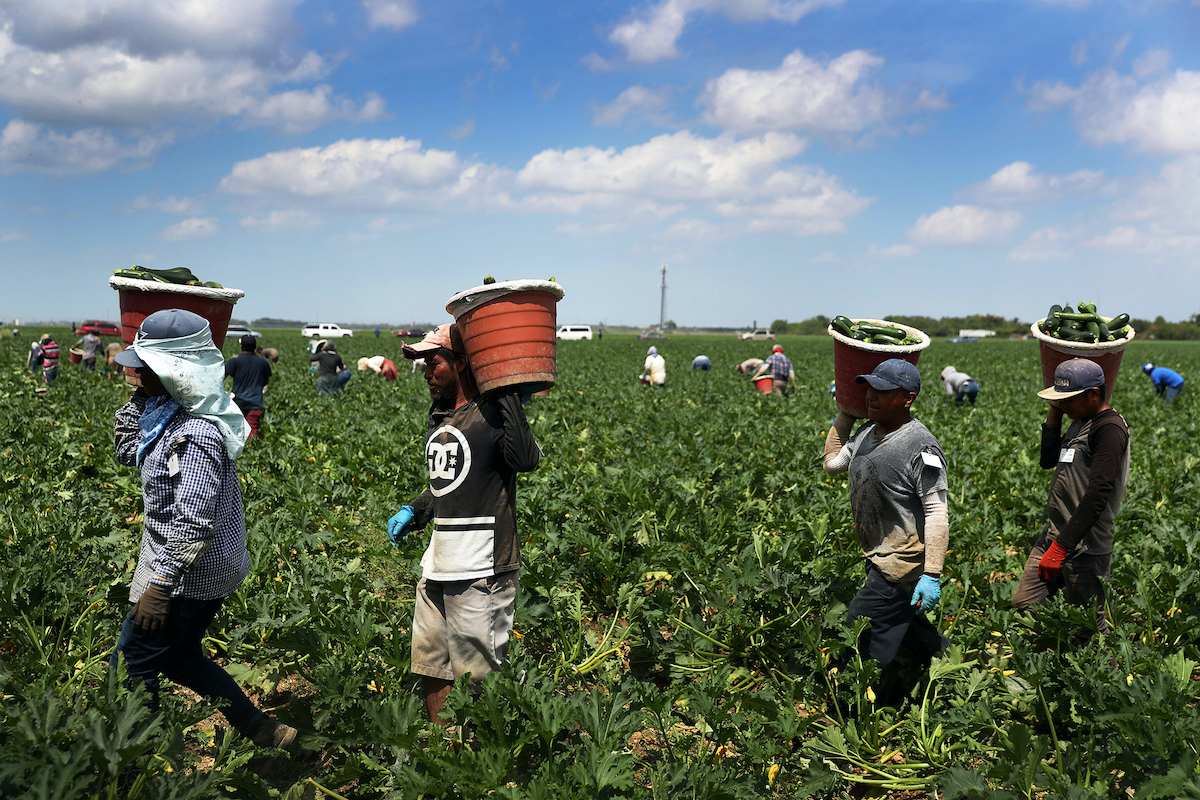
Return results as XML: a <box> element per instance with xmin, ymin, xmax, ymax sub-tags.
<box><xmin>387</xmin><ymin>505</ymin><xmax>415</xmax><ymax>545</ymax></box>
<box><xmin>911</xmin><ymin>575</ymin><xmax>941</xmax><ymax>612</ymax></box>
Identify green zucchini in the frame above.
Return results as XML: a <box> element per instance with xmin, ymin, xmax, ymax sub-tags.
<box><xmin>869</xmin><ymin>334</ymin><xmax>904</xmax><ymax>345</ymax></box>
<box><xmin>858</xmin><ymin>324</ymin><xmax>907</xmax><ymax>339</ymax></box>
<box><xmin>1108</xmin><ymin>313</ymin><xmax>1130</xmax><ymax>329</ymax></box>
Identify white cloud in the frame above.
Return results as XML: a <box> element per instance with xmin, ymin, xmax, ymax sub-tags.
<box><xmin>962</xmin><ymin>161</ymin><xmax>1108</xmax><ymax>204</ymax></box>
<box><xmin>870</xmin><ymin>243</ymin><xmax>917</xmax><ymax>257</ymax></box>
<box><xmin>607</xmin><ymin>0</ymin><xmax>845</xmax><ymax>64</ymax></box>
<box><xmin>1</xmin><ymin>0</ymin><xmax>301</xmax><ymax>60</ymax></box>
<box><xmin>161</xmin><ymin>217</ymin><xmax>218</xmax><ymax>241</ymax></box>
<box><xmin>0</xmin><ymin>229</ymin><xmax>28</xmax><ymax>243</ymax></box>
<box><xmin>364</xmin><ymin>0</ymin><xmax>420</xmax><ymax>31</ymax></box>
<box><xmin>593</xmin><ymin>85</ymin><xmax>674</xmax><ymax>127</ymax></box>
<box><xmin>1079</xmin><ymin>154</ymin><xmax>1200</xmax><ymax>255</ymax></box>
<box><xmin>907</xmin><ymin>205</ymin><xmax>1022</xmax><ymax>245</ymax></box>
<box><xmin>812</xmin><ymin>251</ymin><xmax>840</xmax><ymax>262</ymax></box>
<box><xmin>220</xmin><ymin>130</ymin><xmax>871</xmax><ymax>237</ymax></box>
<box><xmin>1008</xmin><ymin>225</ymin><xmax>1083</xmax><ymax>262</ymax></box>
<box><xmin>699</xmin><ymin>49</ymin><xmax>947</xmax><ymax>140</ymax></box>
<box><xmin>241</xmin><ymin>209</ymin><xmax>324</xmax><ymax>231</ymax></box>
<box><xmin>130</xmin><ymin>194</ymin><xmax>202</xmax><ymax>214</ymax></box>
<box><xmin>0</xmin><ymin>4</ymin><xmax>384</xmax><ymax>135</ymax></box>
<box><xmin>0</xmin><ymin>119</ymin><xmax>166</xmax><ymax>174</ymax></box>
<box><xmin>220</xmin><ymin>137</ymin><xmax>467</xmax><ymax>209</ymax></box>
<box><xmin>516</xmin><ymin>130</ymin><xmax>870</xmax><ymax>233</ymax></box>
<box><xmin>1027</xmin><ymin>56</ymin><xmax>1200</xmax><ymax>155</ymax></box>
<box><xmin>449</xmin><ymin>117</ymin><xmax>477</xmax><ymax>140</ymax></box>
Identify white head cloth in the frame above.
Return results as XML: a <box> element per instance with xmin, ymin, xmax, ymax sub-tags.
<box><xmin>133</xmin><ymin>323</ymin><xmax>250</xmax><ymax>460</ymax></box>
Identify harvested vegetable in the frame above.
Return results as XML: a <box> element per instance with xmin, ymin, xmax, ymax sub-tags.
<box><xmin>1038</xmin><ymin>302</ymin><xmax>1130</xmax><ymax>343</ymax></box>
<box><xmin>830</xmin><ymin>315</ymin><xmax>922</xmax><ymax>346</ymax></box>
<box><xmin>113</xmin><ymin>265</ymin><xmax>223</xmax><ymax>288</ymax></box>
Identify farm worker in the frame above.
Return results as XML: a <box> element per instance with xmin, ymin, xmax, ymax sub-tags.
<box><xmin>309</xmin><ymin>340</ymin><xmax>346</xmax><ymax>395</ymax></box>
<box><xmin>1141</xmin><ymin>363</ymin><xmax>1184</xmax><ymax>402</ymax></box>
<box><xmin>753</xmin><ymin>344</ymin><xmax>796</xmax><ymax>395</ymax></box>
<box><xmin>736</xmin><ymin>357</ymin><xmax>763</xmax><ymax>375</ymax></box>
<box><xmin>27</xmin><ymin>339</ymin><xmax>42</xmax><ymax>375</ymax></box>
<box><xmin>224</xmin><ymin>335</ymin><xmax>272</xmax><ymax>440</ymax></box>
<box><xmin>103</xmin><ymin>341</ymin><xmax>124</xmax><ymax>375</ymax></box>
<box><xmin>642</xmin><ymin>346</ymin><xmax>666</xmax><ymax>386</ymax></box>
<box><xmin>1012</xmin><ymin>358</ymin><xmax>1129</xmax><ymax>641</ymax></box>
<box><xmin>389</xmin><ymin>322</ymin><xmax>541</xmax><ymax>722</ymax></box>
<box><xmin>109</xmin><ymin>309</ymin><xmax>296</xmax><ymax>750</ymax></box>
<box><xmin>75</xmin><ymin>330</ymin><xmax>102</xmax><ymax>371</ymax></box>
<box><xmin>257</xmin><ymin>346</ymin><xmax>280</xmax><ymax>363</ymax></box>
<box><xmin>940</xmin><ymin>366</ymin><xmax>979</xmax><ymax>405</ymax></box>
<box><xmin>691</xmin><ymin>354</ymin><xmax>711</xmax><ymax>371</ymax></box>
<box><xmin>357</xmin><ymin>355</ymin><xmax>399</xmax><ymax>381</ymax></box>
<box><xmin>823</xmin><ymin>358</ymin><xmax>950</xmax><ymax>705</ymax></box>
<box><xmin>38</xmin><ymin>334</ymin><xmax>60</xmax><ymax>389</ymax></box>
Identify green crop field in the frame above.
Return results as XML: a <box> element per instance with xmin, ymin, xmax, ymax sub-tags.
<box><xmin>3</xmin><ymin>329</ymin><xmax>1200</xmax><ymax>799</ymax></box>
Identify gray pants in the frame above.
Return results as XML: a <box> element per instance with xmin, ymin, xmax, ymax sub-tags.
<box><xmin>1011</xmin><ymin>536</ymin><xmax>1111</xmax><ymax>635</ymax></box>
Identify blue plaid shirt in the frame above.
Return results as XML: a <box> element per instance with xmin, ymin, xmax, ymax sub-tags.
<box><xmin>764</xmin><ymin>352</ymin><xmax>793</xmax><ymax>381</ymax></box>
<box><xmin>115</xmin><ymin>397</ymin><xmax>250</xmax><ymax>602</ymax></box>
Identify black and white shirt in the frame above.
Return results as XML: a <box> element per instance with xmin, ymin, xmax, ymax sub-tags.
<box><xmin>409</xmin><ymin>391</ymin><xmax>541</xmax><ymax>582</ymax></box>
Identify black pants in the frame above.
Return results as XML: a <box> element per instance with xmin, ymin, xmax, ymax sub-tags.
<box><xmin>846</xmin><ymin>563</ymin><xmax>949</xmax><ymax>701</ymax></box>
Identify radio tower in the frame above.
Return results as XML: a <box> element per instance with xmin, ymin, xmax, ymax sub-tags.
<box><xmin>659</xmin><ymin>264</ymin><xmax>668</xmax><ymax>333</ymax></box>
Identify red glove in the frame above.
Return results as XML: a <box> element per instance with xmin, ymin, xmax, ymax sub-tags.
<box><xmin>1038</xmin><ymin>542</ymin><xmax>1070</xmax><ymax>582</ymax></box>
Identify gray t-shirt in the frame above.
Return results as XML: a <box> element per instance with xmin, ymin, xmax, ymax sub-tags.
<box><xmin>846</xmin><ymin>419</ymin><xmax>948</xmax><ymax>582</ymax></box>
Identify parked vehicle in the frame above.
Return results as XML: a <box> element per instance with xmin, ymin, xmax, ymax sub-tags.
<box><xmin>302</xmin><ymin>323</ymin><xmax>354</xmax><ymax>338</ymax></box>
<box><xmin>556</xmin><ymin>325</ymin><xmax>593</xmax><ymax>341</ymax></box>
<box><xmin>75</xmin><ymin>320</ymin><xmax>121</xmax><ymax>336</ymax></box>
<box><xmin>394</xmin><ymin>328</ymin><xmax>425</xmax><ymax>338</ymax></box>
<box><xmin>739</xmin><ymin>328</ymin><xmax>776</xmax><ymax>341</ymax></box>
<box><xmin>226</xmin><ymin>324</ymin><xmax>262</xmax><ymax>339</ymax></box>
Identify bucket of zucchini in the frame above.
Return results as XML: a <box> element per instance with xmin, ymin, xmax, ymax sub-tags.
<box><xmin>1031</xmin><ymin>302</ymin><xmax>1135</xmax><ymax>402</ymax></box>
<box><xmin>827</xmin><ymin>317</ymin><xmax>930</xmax><ymax>417</ymax></box>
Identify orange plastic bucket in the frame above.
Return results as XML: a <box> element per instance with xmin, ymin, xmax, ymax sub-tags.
<box><xmin>109</xmin><ymin>276</ymin><xmax>244</xmax><ymax>350</ymax></box>
<box><xmin>1030</xmin><ymin>321</ymin><xmax>1134</xmax><ymax>402</ymax></box>
<box><xmin>828</xmin><ymin>319</ymin><xmax>930</xmax><ymax>418</ymax></box>
<box><xmin>754</xmin><ymin>374</ymin><xmax>774</xmax><ymax>393</ymax></box>
<box><xmin>446</xmin><ymin>280</ymin><xmax>565</xmax><ymax>395</ymax></box>
<box><xmin>68</xmin><ymin>348</ymin><xmax>83</xmax><ymax>364</ymax></box>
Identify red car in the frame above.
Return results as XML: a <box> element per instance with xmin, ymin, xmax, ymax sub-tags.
<box><xmin>394</xmin><ymin>328</ymin><xmax>425</xmax><ymax>337</ymax></box>
<box><xmin>76</xmin><ymin>320</ymin><xmax>121</xmax><ymax>336</ymax></box>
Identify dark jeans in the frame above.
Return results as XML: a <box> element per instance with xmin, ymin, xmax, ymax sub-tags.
<box><xmin>955</xmin><ymin>381</ymin><xmax>979</xmax><ymax>404</ymax></box>
<box><xmin>84</xmin><ymin>357</ymin><xmax>97</xmax><ymax>371</ymax></box>
<box><xmin>847</xmin><ymin>564</ymin><xmax>949</xmax><ymax>701</ymax></box>
<box><xmin>1011</xmin><ymin>536</ymin><xmax>1111</xmax><ymax>635</ymax></box>
<box><xmin>110</xmin><ymin>596</ymin><xmax>266</xmax><ymax>736</ymax></box>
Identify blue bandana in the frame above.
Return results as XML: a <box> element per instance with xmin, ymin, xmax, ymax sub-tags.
<box><xmin>137</xmin><ymin>394</ymin><xmax>184</xmax><ymax>466</ymax></box>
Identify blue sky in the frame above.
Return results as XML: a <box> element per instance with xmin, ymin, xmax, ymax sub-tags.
<box><xmin>2</xmin><ymin>0</ymin><xmax>1199</xmax><ymax>328</ymax></box>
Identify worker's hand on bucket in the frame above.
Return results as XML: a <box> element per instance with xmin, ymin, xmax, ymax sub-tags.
<box><xmin>388</xmin><ymin>505</ymin><xmax>416</xmax><ymax>545</ymax></box>
<box><xmin>910</xmin><ymin>575</ymin><xmax>941</xmax><ymax>612</ymax></box>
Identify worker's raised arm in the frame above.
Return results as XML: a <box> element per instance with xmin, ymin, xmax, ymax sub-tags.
<box><xmin>823</xmin><ymin>411</ymin><xmax>858</xmax><ymax>473</ymax></box>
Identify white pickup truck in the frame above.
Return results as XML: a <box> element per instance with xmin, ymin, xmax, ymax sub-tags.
<box><xmin>302</xmin><ymin>323</ymin><xmax>354</xmax><ymax>338</ymax></box>
<box><xmin>739</xmin><ymin>328</ymin><xmax>776</xmax><ymax>341</ymax></box>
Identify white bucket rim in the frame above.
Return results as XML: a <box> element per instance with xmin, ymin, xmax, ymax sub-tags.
<box><xmin>1029</xmin><ymin>319</ymin><xmax>1135</xmax><ymax>355</ymax></box>
<box><xmin>827</xmin><ymin>318</ymin><xmax>931</xmax><ymax>354</ymax></box>
<box><xmin>446</xmin><ymin>279</ymin><xmax>564</xmax><ymax>318</ymax></box>
<box><xmin>109</xmin><ymin>275</ymin><xmax>245</xmax><ymax>303</ymax></box>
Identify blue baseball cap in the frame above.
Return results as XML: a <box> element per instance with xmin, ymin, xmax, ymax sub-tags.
<box><xmin>856</xmin><ymin>358</ymin><xmax>921</xmax><ymax>394</ymax></box>
<box><xmin>1037</xmin><ymin>358</ymin><xmax>1104</xmax><ymax>400</ymax></box>
<box><xmin>114</xmin><ymin>309</ymin><xmax>209</xmax><ymax>368</ymax></box>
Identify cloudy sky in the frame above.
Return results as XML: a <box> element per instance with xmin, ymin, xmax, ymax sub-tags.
<box><xmin>2</xmin><ymin>0</ymin><xmax>1198</xmax><ymax>328</ymax></box>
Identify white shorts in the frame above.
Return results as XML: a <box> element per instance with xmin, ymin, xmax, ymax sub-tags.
<box><xmin>411</xmin><ymin>571</ymin><xmax>517</xmax><ymax>688</ymax></box>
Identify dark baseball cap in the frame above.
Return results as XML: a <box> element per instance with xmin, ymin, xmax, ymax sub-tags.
<box><xmin>856</xmin><ymin>358</ymin><xmax>921</xmax><ymax>394</ymax></box>
<box><xmin>114</xmin><ymin>309</ymin><xmax>209</xmax><ymax>368</ymax></box>
<box><xmin>1037</xmin><ymin>358</ymin><xmax>1104</xmax><ymax>400</ymax></box>
<box><xmin>240</xmin><ymin>334</ymin><xmax>257</xmax><ymax>350</ymax></box>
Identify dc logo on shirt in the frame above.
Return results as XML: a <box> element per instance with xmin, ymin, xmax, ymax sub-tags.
<box><xmin>427</xmin><ymin>425</ymin><xmax>472</xmax><ymax>497</ymax></box>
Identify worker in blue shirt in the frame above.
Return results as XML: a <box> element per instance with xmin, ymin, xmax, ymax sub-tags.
<box><xmin>1142</xmin><ymin>363</ymin><xmax>1185</xmax><ymax>402</ymax></box>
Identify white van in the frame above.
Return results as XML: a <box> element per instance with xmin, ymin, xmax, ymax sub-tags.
<box><xmin>302</xmin><ymin>323</ymin><xmax>354</xmax><ymax>338</ymax></box>
<box><xmin>556</xmin><ymin>325</ymin><xmax>593</xmax><ymax>341</ymax></box>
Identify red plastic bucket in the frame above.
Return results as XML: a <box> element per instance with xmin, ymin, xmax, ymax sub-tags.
<box><xmin>828</xmin><ymin>319</ymin><xmax>930</xmax><ymax>418</ymax></box>
<box><xmin>1030</xmin><ymin>321</ymin><xmax>1134</xmax><ymax>402</ymax></box>
<box><xmin>68</xmin><ymin>348</ymin><xmax>83</xmax><ymax>364</ymax></box>
<box><xmin>754</xmin><ymin>374</ymin><xmax>774</xmax><ymax>394</ymax></box>
<box><xmin>446</xmin><ymin>280</ymin><xmax>565</xmax><ymax>395</ymax></box>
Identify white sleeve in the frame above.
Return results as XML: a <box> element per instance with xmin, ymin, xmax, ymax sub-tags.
<box><xmin>921</xmin><ymin>489</ymin><xmax>949</xmax><ymax>575</ymax></box>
